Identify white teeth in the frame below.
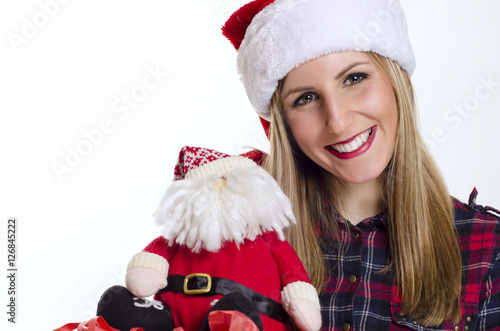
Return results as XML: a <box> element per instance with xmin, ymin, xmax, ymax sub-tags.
<box><xmin>354</xmin><ymin>136</ymin><xmax>363</xmax><ymax>147</ymax></box>
<box><xmin>345</xmin><ymin>140</ymin><xmax>357</xmax><ymax>153</ymax></box>
<box><xmin>331</xmin><ymin>128</ymin><xmax>372</xmax><ymax>153</ymax></box>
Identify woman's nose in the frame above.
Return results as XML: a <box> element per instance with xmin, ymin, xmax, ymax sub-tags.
<box><xmin>323</xmin><ymin>96</ymin><xmax>354</xmax><ymax>135</ymax></box>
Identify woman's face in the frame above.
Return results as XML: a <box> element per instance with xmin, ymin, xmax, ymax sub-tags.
<box><xmin>281</xmin><ymin>51</ymin><xmax>398</xmax><ymax>184</ymax></box>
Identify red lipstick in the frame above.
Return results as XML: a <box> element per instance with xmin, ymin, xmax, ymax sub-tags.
<box><xmin>326</xmin><ymin>126</ymin><xmax>377</xmax><ymax>160</ymax></box>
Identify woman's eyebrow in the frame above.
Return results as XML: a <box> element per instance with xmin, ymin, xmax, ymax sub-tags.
<box><xmin>334</xmin><ymin>61</ymin><xmax>370</xmax><ymax>80</ymax></box>
<box><xmin>282</xmin><ymin>86</ymin><xmax>315</xmax><ymax>100</ymax></box>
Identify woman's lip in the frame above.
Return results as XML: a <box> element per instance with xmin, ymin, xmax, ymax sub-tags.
<box><xmin>333</xmin><ymin>128</ymin><xmax>371</xmax><ymax>145</ymax></box>
<box><xmin>325</xmin><ymin>126</ymin><xmax>377</xmax><ymax>160</ymax></box>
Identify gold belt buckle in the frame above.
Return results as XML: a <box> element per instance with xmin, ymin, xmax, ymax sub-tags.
<box><xmin>183</xmin><ymin>273</ymin><xmax>212</xmax><ymax>295</ymax></box>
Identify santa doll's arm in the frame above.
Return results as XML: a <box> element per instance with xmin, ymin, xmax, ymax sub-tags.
<box><xmin>263</xmin><ymin>231</ymin><xmax>322</xmax><ymax>331</ymax></box>
<box><xmin>125</xmin><ymin>236</ymin><xmax>177</xmax><ymax>298</ymax></box>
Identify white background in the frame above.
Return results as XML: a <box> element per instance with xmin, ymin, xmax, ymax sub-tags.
<box><xmin>0</xmin><ymin>0</ymin><xmax>499</xmax><ymax>330</ymax></box>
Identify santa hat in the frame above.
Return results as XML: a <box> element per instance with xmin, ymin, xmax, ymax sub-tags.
<box><xmin>222</xmin><ymin>0</ymin><xmax>416</xmax><ymax>124</ymax></box>
<box><xmin>154</xmin><ymin>146</ymin><xmax>294</xmax><ymax>253</ymax></box>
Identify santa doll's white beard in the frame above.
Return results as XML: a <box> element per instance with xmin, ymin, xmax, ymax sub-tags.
<box><xmin>154</xmin><ymin>165</ymin><xmax>295</xmax><ymax>253</ymax></box>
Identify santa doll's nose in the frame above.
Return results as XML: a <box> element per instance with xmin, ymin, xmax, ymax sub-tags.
<box><xmin>213</xmin><ymin>177</ymin><xmax>227</xmax><ymax>192</ymax></box>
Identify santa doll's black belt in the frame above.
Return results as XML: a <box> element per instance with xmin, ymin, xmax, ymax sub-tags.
<box><xmin>159</xmin><ymin>273</ymin><xmax>289</xmax><ymax>324</ymax></box>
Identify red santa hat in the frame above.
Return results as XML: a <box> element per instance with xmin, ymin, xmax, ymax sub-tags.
<box><xmin>155</xmin><ymin>146</ymin><xmax>294</xmax><ymax>253</ymax></box>
<box><xmin>222</xmin><ymin>0</ymin><xmax>416</xmax><ymax>126</ymax></box>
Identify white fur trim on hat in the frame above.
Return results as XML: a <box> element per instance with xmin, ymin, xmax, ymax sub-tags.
<box><xmin>237</xmin><ymin>0</ymin><xmax>415</xmax><ymax>121</ymax></box>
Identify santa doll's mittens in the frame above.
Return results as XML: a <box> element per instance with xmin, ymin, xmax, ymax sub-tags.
<box><xmin>280</xmin><ymin>281</ymin><xmax>320</xmax><ymax>311</ymax></box>
<box><xmin>127</xmin><ymin>252</ymin><xmax>169</xmax><ymax>275</ymax></box>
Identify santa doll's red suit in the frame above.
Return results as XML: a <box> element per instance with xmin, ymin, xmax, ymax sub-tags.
<box><xmin>125</xmin><ymin>146</ymin><xmax>321</xmax><ymax>331</ymax></box>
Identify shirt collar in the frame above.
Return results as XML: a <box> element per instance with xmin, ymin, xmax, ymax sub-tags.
<box><xmin>333</xmin><ymin>208</ymin><xmax>389</xmax><ymax>231</ymax></box>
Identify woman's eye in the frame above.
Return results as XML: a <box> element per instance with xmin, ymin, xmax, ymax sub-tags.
<box><xmin>293</xmin><ymin>93</ymin><xmax>318</xmax><ymax>107</ymax></box>
<box><xmin>344</xmin><ymin>73</ymin><xmax>368</xmax><ymax>86</ymax></box>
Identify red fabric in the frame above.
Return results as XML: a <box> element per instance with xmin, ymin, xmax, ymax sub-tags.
<box><xmin>261</xmin><ymin>231</ymin><xmax>310</xmax><ymax>286</ymax></box>
<box><xmin>143</xmin><ymin>231</ymin><xmax>310</xmax><ymax>331</ymax></box>
<box><xmin>259</xmin><ymin>116</ymin><xmax>271</xmax><ymax>140</ymax></box>
<box><xmin>239</xmin><ymin>149</ymin><xmax>264</xmax><ymax>165</ymax></box>
<box><xmin>208</xmin><ymin>310</ymin><xmax>261</xmax><ymax>331</ymax></box>
<box><xmin>54</xmin><ymin>316</ymin><xmax>143</xmax><ymax>331</ymax></box>
<box><xmin>221</xmin><ymin>0</ymin><xmax>277</xmax><ymax>50</ymax></box>
<box><xmin>54</xmin><ymin>322</ymin><xmax>81</xmax><ymax>331</ymax></box>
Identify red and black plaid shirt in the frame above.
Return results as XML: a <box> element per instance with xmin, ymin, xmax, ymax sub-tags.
<box><xmin>319</xmin><ymin>188</ymin><xmax>500</xmax><ymax>330</ymax></box>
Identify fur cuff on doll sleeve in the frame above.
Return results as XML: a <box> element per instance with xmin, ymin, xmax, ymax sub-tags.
<box><xmin>281</xmin><ymin>281</ymin><xmax>320</xmax><ymax>312</ymax></box>
<box><xmin>127</xmin><ymin>252</ymin><xmax>169</xmax><ymax>275</ymax></box>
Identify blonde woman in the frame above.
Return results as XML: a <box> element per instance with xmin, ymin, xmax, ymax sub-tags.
<box><xmin>222</xmin><ymin>0</ymin><xmax>500</xmax><ymax>329</ymax></box>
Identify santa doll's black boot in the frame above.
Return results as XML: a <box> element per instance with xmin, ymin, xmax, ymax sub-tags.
<box><xmin>97</xmin><ymin>285</ymin><xmax>175</xmax><ymax>331</ymax></box>
<box><xmin>199</xmin><ymin>291</ymin><xmax>263</xmax><ymax>331</ymax></box>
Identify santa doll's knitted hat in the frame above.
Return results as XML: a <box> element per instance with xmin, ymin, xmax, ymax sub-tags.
<box><xmin>222</xmin><ymin>0</ymin><xmax>415</xmax><ymax>124</ymax></box>
<box><xmin>155</xmin><ymin>146</ymin><xmax>294</xmax><ymax>253</ymax></box>
<box><xmin>172</xmin><ymin>146</ymin><xmax>260</xmax><ymax>181</ymax></box>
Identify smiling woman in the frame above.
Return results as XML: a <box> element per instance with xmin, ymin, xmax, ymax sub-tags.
<box><xmin>264</xmin><ymin>49</ymin><xmax>465</xmax><ymax>328</ymax></box>
<box><xmin>221</xmin><ymin>0</ymin><xmax>500</xmax><ymax>330</ymax></box>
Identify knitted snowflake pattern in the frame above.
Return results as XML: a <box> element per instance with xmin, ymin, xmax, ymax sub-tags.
<box><xmin>173</xmin><ymin>146</ymin><xmax>230</xmax><ymax>181</ymax></box>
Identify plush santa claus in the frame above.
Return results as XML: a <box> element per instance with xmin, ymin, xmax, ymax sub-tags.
<box><xmin>99</xmin><ymin>146</ymin><xmax>321</xmax><ymax>331</ymax></box>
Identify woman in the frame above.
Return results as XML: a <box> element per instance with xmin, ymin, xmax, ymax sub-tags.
<box><xmin>222</xmin><ymin>0</ymin><xmax>500</xmax><ymax>329</ymax></box>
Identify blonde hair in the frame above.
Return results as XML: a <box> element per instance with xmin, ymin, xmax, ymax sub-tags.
<box><xmin>263</xmin><ymin>52</ymin><xmax>462</xmax><ymax>326</ymax></box>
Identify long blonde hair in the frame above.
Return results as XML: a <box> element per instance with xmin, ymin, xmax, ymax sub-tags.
<box><xmin>263</xmin><ymin>52</ymin><xmax>462</xmax><ymax>326</ymax></box>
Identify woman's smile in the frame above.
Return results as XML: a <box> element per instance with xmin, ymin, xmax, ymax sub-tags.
<box><xmin>326</xmin><ymin>126</ymin><xmax>375</xmax><ymax>159</ymax></box>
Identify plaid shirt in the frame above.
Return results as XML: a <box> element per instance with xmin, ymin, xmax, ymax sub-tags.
<box><xmin>319</xmin><ymin>189</ymin><xmax>500</xmax><ymax>330</ymax></box>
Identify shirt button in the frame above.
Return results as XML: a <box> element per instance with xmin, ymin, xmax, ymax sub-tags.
<box><xmin>342</xmin><ymin>323</ymin><xmax>351</xmax><ymax>331</ymax></box>
<box><xmin>467</xmin><ymin>316</ymin><xmax>472</xmax><ymax>322</ymax></box>
<box><xmin>348</xmin><ymin>275</ymin><xmax>357</xmax><ymax>283</ymax></box>
<box><xmin>454</xmin><ymin>326</ymin><xmax>459</xmax><ymax>331</ymax></box>
<box><xmin>465</xmin><ymin>326</ymin><xmax>470</xmax><ymax>331</ymax></box>
<box><xmin>351</xmin><ymin>232</ymin><xmax>360</xmax><ymax>239</ymax></box>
